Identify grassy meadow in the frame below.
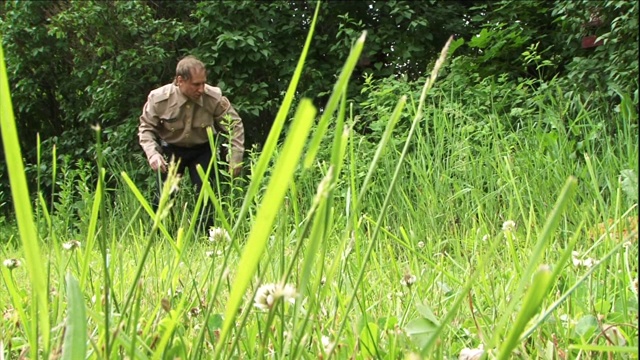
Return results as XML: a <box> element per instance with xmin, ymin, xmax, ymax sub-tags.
<box><xmin>1</xmin><ymin>14</ymin><xmax>638</xmax><ymax>360</ymax></box>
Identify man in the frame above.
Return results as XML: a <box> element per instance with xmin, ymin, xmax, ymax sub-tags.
<box><xmin>138</xmin><ymin>55</ymin><xmax>244</xmax><ymax>223</ymax></box>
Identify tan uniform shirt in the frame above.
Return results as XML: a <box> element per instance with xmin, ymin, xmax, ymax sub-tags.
<box><xmin>138</xmin><ymin>83</ymin><xmax>245</xmax><ymax>167</ymax></box>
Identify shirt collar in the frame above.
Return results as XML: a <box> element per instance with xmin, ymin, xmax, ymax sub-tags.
<box><xmin>175</xmin><ymin>85</ymin><xmax>203</xmax><ymax>107</ymax></box>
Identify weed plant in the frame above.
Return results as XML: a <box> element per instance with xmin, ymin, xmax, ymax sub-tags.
<box><xmin>1</xmin><ymin>4</ymin><xmax>638</xmax><ymax>359</ymax></box>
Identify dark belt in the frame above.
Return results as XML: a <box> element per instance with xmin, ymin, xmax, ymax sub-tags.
<box><xmin>163</xmin><ymin>141</ymin><xmax>210</xmax><ymax>151</ymax></box>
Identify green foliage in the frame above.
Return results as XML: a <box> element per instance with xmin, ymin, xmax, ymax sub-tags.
<box><xmin>553</xmin><ymin>0</ymin><xmax>639</xmax><ymax>103</ymax></box>
<box><xmin>465</xmin><ymin>0</ymin><xmax>565</xmax><ymax>81</ymax></box>
<box><xmin>461</xmin><ymin>0</ymin><xmax>638</xmax><ymax>112</ymax></box>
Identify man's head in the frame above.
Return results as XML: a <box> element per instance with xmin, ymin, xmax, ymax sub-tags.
<box><xmin>175</xmin><ymin>56</ymin><xmax>206</xmax><ymax>100</ymax></box>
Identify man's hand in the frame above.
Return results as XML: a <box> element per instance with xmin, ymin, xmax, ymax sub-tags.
<box><xmin>149</xmin><ymin>153</ymin><xmax>167</xmax><ymax>172</ymax></box>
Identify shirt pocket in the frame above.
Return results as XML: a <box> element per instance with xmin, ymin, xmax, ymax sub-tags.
<box><xmin>159</xmin><ymin>109</ymin><xmax>184</xmax><ymax>131</ymax></box>
<box><xmin>193</xmin><ymin>110</ymin><xmax>215</xmax><ymax>131</ymax></box>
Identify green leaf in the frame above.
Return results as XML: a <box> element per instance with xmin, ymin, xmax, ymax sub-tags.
<box><xmin>377</xmin><ymin>316</ymin><xmax>398</xmax><ymax>330</ymax></box>
<box><xmin>359</xmin><ymin>322</ymin><xmax>380</xmax><ymax>358</ymax></box>
<box><xmin>207</xmin><ymin>313</ymin><xmax>224</xmax><ymax>331</ymax></box>
<box><xmin>594</xmin><ymin>299</ymin><xmax>612</xmax><ymax>314</ymax></box>
<box><xmin>620</xmin><ymin>169</ymin><xmax>638</xmax><ymax>202</ymax></box>
<box><xmin>575</xmin><ymin>315</ymin><xmax>598</xmax><ymax>339</ymax></box>
<box><xmin>415</xmin><ymin>302</ymin><xmax>440</xmax><ymax>326</ymax></box>
<box><xmin>605</xmin><ymin>312</ymin><xmax>626</xmax><ymax>323</ymax></box>
<box><xmin>448</xmin><ymin>37</ymin><xmax>465</xmax><ymax>56</ymax></box>
<box><xmin>61</xmin><ymin>273</ymin><xmax>87</xmax><ymax>360</ymax></box>
<box><xmin>469</xmin><ymin>28</ymin><xmax>492</xmax><ymax>48</ymax></box>
<box><xmin>405</xmin><ymin>318</ymin><xmax>437</xmax><ymax>349</ymax></box>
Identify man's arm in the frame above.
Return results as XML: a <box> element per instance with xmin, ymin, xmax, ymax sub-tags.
<box><xmin>139</xmin><ymin>97</ymin><xmax>167</xmax><ymax>172</ymax></box>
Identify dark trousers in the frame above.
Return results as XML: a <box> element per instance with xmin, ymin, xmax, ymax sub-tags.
<box><xmin>156</xmin><ymin>142</ymin><xmax>222</xmax><ymax>231</ymax></box>
<box><xmin>162</xmin><ymin>142</ymin><xmax>217</xmax><ymax>192</ymax></box>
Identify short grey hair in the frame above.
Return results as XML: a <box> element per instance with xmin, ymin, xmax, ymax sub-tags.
<box><xmin>174</xmin><ymin>55</ymin><xmax>205</xmax><ymax>84</ymax></box>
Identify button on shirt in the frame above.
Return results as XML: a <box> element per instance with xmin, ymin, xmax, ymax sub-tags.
<box><xmin>138</xmin><ymin>84</ymin><xmax>245</xmax><ymax>167</ymax></box>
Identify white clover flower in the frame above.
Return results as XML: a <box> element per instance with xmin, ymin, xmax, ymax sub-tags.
<box><xmin>571</xmin><ymin>251</ymin><xmax>597</xmax><ymax>268</ymax></box>
<box><xmin>281</xmin><ymin>283</ymin><xmax>297</xmax><ymax>301</ymax></box>
<box><xmin>459</xmin><ymin>345</ymin><xmax>484</xmax><ymax>360</ymax></box>
<box><xmin>205</xmin><ymin>250</ymin><xmax>223</xmax><ymax>258</ymax></box>
<box><xmin>209</xmin><ymin>227</ymin><xmax>231</xmax><ymax>243</ymax></box>
<box><xmin>254</xmin><ymin>283</ymin><xmax>298</xmax><ymax>311</ymax></box>
<box><xmin>481</xmin><ymin>234</ymin><xmax>490</xmax><ymax>242</ymax></box>
<box><xmin>400</xmin><ymin>274</ymin><xmax>417</xmax><ymax>287</ymax></box>
<box><xmin>254</xmin><ymin>284</ymin><xmax>277</xmax><ymax>311</ymax></box>
<box><xmin>417</xmin><ymin>241</ymin><xmax>425</xmax><ymax>249</ymax></box>
<box><xmin>62</xmin><ymin>240</ymin><xmax>81</xmax><ymax>251</ymax></box>
<box><xmin>502</xmin><ymin>220</ymin><xmax>516</xmax><ymax>232</ymax></box>
<box><xmin>3</xmin><ymin>258</ymin><xmax>21</xmax><ymax>270</ymax></box>
<box><xmin>321</xmin><ymin>335</ymin><xmax>334</xmax><ymax>354</ymax></box>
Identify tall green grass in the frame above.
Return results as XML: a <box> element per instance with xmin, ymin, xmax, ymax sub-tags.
<box><xmin>1</xmin><ymin>34</ymin><xmax>51</xmax><ymax>358</ymax></box>
<box><xmin>1</xmin><ymin>2</ymin><xmax>638</xmax><ymax>359</ymax></box>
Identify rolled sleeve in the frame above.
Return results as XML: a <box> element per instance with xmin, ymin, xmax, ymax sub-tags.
<box><xmin>138</xmin><ymin>97</ymin><xmax>162</xmax><ymax>160</ymax></box>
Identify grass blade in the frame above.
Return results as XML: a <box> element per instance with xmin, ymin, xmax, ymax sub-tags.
<box><xmin>488</xmin><ymin>176</ymin><xmax>578</xmax><ymax>350</ymax></box>
<box><xmin>0</xmin><ymin>35</ymin><xmax>50</xmax><ymax>357</ymax></box>
<box><xmin>497</xmin><ymin>265</ymin><xmax>553</xmax><ymax>359</ymax></box>
<box><xmin>232</xmin><ymin>0</ymin><xmax>321</xmax><ymax>235</ymax></box>
<box><xmin>214</xmin><ymin>99</ymin><xmax>317</xmax><ymax>357</ymax></box>
<box><xmin>61</xmin><ymin>273</ymin><xmax>87</xmax><ymax>360</ymax></box>
<box><xmin>303</xmin><ymin>31</ymin><xmax>366</xmax><ymax>169</ymax></box>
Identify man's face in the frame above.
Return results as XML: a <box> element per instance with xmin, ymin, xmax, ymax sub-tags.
<box><xmin>177</xmin><ymin>68</ymin><xmax>206</xmax><ymax>100</ymax></box>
